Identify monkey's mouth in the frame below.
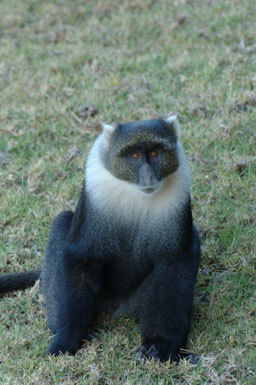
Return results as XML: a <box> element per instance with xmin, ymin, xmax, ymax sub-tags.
<box><xmin>138</xmin><ymin>186</ymin><xmax>158</xmax><ymax>195</ymax></box>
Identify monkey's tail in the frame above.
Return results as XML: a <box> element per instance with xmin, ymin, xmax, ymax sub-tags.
<box><xmin>0</xmin><ymin>270</ymin><xmax>41</xmax><ymax>294</ymax></box>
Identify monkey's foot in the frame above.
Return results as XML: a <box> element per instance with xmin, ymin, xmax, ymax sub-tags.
<box><xmin>178</xmin><ymin>349</ymin><xmax>199</xmax><ymax>364</ymax></box>
<box><xmin>136</xmin><ymin>343</ymin><xmax>161</xmax><ymax>361</ymax></box>
<box><xmin>136</xmin><ymin>343</ymin><xmax>199</xmax><ymax>363</ymax></box>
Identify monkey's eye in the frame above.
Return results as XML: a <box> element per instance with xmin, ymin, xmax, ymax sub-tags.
<box><xmin>132</xmin><ymin>152</ymin><xmax>140</xmax><ymax>160</ymax></box>
<box><xmin>149</xmin><ymin>150</ymin><xmax>157</xmax><ymax>158</ymax></box>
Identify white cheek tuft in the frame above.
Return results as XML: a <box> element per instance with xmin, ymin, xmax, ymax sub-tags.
<box><xmin>166</xmin><ymin>115</ymin><xmax>177</xmax><ymax>123</ymax></box>
<box><xmin>101</xmin><ymin>123</ymin><xmax>116</xmax><ymax>146</ymax></box>
<box><xmin>101</xmin><ymin>123</ymin><xmax>116</xmax><ymax>133</ymax></box>
<box><xmin>166</xmin><ymin>115</ymin><xmax>180</xmax><ymax>136</ymax></box>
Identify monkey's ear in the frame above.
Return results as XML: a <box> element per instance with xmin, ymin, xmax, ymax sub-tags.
<box><xmin>101</xmin><ymin>123</ymin><xmax>117</xmax><ymax>145</ymax></box>
<box><xmin>165</xmin><ymin>115</ymin><xmax>180</xmax><ymax>137</ymax></box>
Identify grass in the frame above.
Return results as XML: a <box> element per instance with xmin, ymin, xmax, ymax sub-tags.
<box><xmin>0</xmin><ymin>0</ymin><xmax>255</xmax><ymax>383</ymax></box>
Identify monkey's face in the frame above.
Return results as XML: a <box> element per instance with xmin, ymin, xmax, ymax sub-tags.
<box><xmin>103</xmin><ymin>119</ymin><xmax>180</xmax><ymax>195</ymax></box>
<box><xmin>118</xmin><ymin>145</ymin><xmax>179</xmax><ymax>194</ymax></box>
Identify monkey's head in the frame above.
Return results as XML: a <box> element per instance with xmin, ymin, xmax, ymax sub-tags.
<box><xmin>101</xmin><ymin>116</ymin><xmax>180</xmax><ymax>195</ymax></box>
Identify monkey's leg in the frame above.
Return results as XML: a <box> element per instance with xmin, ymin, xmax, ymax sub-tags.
<box><xmin>42</xmin><ymin>211</ymin><xmax>100</xmax><ymax>355</ymax></box>
<box><xmin>46</xmin><ymin>257</ymin><xmax>102</xmax><ymax>356</ymax></box>
<box><xmin>136</xmin><ymin>232</ymin><xmax>200</xmax><ymax>362</ymax></box>
<box><xmin>42</xmin><ymin>210</ymin><xmax>102</xmax><ymax>356</ymax></box>
<box><xmin>41</xmin><ymin>210</ymin><xmax>74</xmax><ymax>333</ymax></box>
<box><xmin>135</xmin><ymin>260</ymin><xmax>196</xmax><ymax>362</ymax></box>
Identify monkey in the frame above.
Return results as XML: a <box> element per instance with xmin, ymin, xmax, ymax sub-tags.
<box><xmin>0</xmin><ymin>116</ymin><xmax>200</xmax><ymax>363</ymax></box>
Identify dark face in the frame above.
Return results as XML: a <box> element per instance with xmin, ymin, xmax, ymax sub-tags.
<box><xmin>104</xmin><ymin>119</ymin><xmax>180</xmax><ymax>194</ymax></box>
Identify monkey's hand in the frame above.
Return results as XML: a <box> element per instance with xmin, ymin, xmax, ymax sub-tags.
<box><xmin>47</xmin><ymin>330</ymin><xmax>94</xmax><ymax>356</ymax></box>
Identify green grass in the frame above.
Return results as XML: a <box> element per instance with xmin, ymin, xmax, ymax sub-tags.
<box><xmin>0</xmin><ymin>0</ymin><xmax>255</xmax><ymax>383</ymax></box>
